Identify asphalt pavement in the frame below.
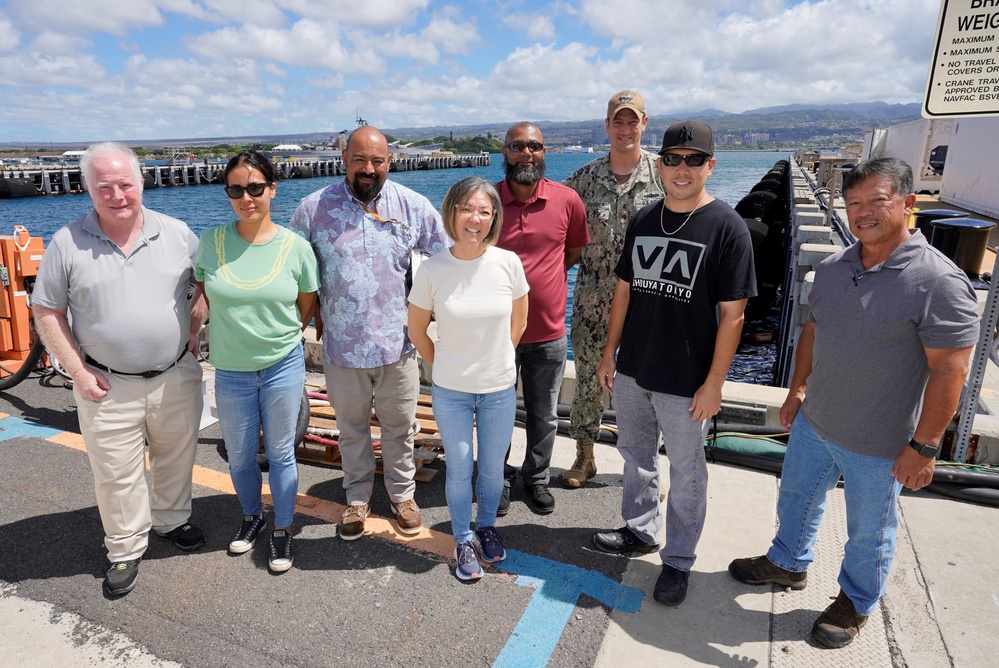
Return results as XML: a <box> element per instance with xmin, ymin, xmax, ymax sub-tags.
<box><xmin>1</xmin><ymin>365</ymin><xmax>997</xmax><ymax>667</ymax></box>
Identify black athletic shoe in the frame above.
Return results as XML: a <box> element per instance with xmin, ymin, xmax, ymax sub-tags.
<box><xmin>654</xmin><ymin>564</ymin><xmax>690</xmax><ymax>606</ymax></box>
<box><xmin>527</xmin><ymin>483</ymin><xmax>555</xmax><ymax>514</ymax></box>
<box><xmin>592</xmin><ymin>526</ymin><xmax>658</xmax><ymax>555</ymax></box>
<box><xmin>159</xmin><ymin>522</ymin><xmax>206</xmax><ymax>552</ymax></box>
<box><xmin>496</xmin><ymin>480</ymin><xmax>512</xmax><ymax>517</ymax></box>
<box><xmin>104</xmin><ymin>559</ymin><xmax>140</xmax><ymax>596</ymax></box>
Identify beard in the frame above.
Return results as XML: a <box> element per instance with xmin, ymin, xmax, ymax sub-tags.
<box><xmin>349</xmin><ymin>172</ymin><xmax>385</xmax><ymax>203</ymax></box>
<box><xmin>504</xmin><ymin>158</ymin><xmax>546</xmax><ymax>186</ymax></box>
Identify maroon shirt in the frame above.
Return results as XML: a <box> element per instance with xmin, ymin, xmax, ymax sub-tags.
<box><xmin>496</xmin><ymin>178</ymin><xmax>589</xmax><ymax>344</ymax></box>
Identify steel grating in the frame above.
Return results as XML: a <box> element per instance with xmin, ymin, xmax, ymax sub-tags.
<box><xmin>770</xmin><ymin>484</ymin><xmax>894</xmax><ymax>667</ymax></box>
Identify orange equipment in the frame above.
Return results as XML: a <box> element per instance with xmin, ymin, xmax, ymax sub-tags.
<box><xmin>0</xmin><ymin>225</ymin><xmax>45</xmax><ymax>377</ymax></box>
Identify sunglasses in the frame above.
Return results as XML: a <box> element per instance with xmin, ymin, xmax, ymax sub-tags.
<box><xmin>224</xmin><ymin>182</ymin><xmax>273</xmax><ymax>199</ymax></box>
<box><xmin>659</xmin><ymin>153</ymin><xmax>710</xmax><ymax>167</ymax></box>
<box><xmin>505</xmin><ymin>141</ymin><xmax>545</xmax><ymax>153</ymax></box>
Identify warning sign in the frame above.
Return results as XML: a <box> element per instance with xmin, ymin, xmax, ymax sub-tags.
<box><xmin>923</xmin><ymin>0</ymin><xmax>999</xmax><ymax>118</ymax></box>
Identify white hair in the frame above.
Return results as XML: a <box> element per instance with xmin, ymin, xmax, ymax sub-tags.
<box><xmin>81</xmin><ymin>142</ymin><xmax>144</xmax><ymax>189</ymax></box>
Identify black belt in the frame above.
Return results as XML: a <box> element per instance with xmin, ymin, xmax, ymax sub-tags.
<box><xmin>85</xmin><ymin>351</ymin><xmax>187</xmax><ymax>379</ymax></box>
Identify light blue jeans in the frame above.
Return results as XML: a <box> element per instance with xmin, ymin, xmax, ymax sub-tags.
<box><xmin>613</xmin><ymin>373</ymin><xmax>710</xmax><ymax>572</ymax></box>
<box><xmin>432</xmin><ymin>383</ymin><xmax>517</xmax><ymax>544</ymax></box>
<box><xmin>215</xmin><ymin>344</ymin><xmax>304</xmax><ymax>529</ymax></box>
<box><xmin>767</xmin><ymin>414</ymin><xmax>903</xmax><ymax>616</ymax></box>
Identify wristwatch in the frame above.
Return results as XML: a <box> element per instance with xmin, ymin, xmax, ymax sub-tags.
<box><xmin>908</xmin><ymin>438</ymin><xmax>940</xmax><ymax>458</ymax></box>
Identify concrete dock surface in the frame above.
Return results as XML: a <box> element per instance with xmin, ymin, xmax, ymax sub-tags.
<box><xmin>1</xmin><ymin>367</ymin><xmax>997</xmax><ymax>667</ymax></box>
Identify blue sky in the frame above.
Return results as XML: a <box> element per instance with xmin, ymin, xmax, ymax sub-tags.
<box><xmin>0</xmin><ymin>0</ymin><xmax>943</xmax><ymax>142</ymax></box>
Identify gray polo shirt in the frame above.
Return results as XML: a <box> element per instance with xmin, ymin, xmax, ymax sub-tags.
<box><xmin>33</xmin><ymin>207</ymin><xmax>198</xmax><ymax>373</ymax></box>
<box><xmin>801</xmin><ymin>230</ymin><xmax>980</xmax><ymax>459</ymax></box>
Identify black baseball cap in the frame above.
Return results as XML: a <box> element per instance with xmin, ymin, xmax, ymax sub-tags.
<box><xmin>659</xmin><ymin>120</ymin><xmax>714</xmax><ymax>156</ymax></box>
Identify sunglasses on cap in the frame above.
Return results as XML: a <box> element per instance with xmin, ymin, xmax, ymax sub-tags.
<box><xmin>224</xmin><ymin>182</ymin><xmax>273</xmax><ymax>199</ymax></box>
<box><xmin>659</xmin><ymin>153</ymin><xmax>711</xmax><ymax>167</ymax></box>
<box><xmin>505</xmin><ymin>141</ymin><xmax>545</xmax><ymax>153</ymax></box>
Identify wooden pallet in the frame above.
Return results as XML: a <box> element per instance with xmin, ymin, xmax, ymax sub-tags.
<box><xmin>295</xmin><ymin>390</ymin><xmax>442</xmax><ymax>482</ymax></box>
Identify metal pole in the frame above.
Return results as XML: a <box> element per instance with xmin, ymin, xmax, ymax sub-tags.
<box><xmin>954</xmin><ymin>251</ymin><xmax>999</xmax><ymax>462</ymax></box>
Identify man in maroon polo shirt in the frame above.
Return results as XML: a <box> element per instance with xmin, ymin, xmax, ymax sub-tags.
<box><xmin>495</xmin><ymin>122</ymin><xmax>589</xmax><ymax>515</ymax></box>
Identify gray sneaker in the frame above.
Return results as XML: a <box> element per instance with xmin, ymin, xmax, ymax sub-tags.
<box><xmin>104</xmin><ymin>559</ymin><xmax>140</xmax><ymax>596</ymax></box>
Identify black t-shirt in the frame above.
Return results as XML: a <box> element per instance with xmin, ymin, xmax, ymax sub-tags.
<box><xmin>614</xmin><ymin>198</ymin><xmax>757</xmax><ymax>397</ymax></box>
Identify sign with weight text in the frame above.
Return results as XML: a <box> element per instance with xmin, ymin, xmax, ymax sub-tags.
<box><xmin>923</xmin><ymin>0</ymin><xmax>999</xmax><ymax>118</ymax></box>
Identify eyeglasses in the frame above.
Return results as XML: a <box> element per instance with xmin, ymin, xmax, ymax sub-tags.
<box><xmin>659</xmin><ymin>153</ymin><xmax>710</xmax><ymax>167</ymax></box>
<box><xmin>224</xmin><ymin>182</ymin><xmax>273</xmax><ymax>199</ymax></box>
<box><xmin>505</xmin><ymin>141</ymin><xmax>545</xmax><ymax>153</ymax></box>
<box><xmin>456</xmin><ymin>204</ymin><xmax>495</xmax><ymax>219</ymax></box>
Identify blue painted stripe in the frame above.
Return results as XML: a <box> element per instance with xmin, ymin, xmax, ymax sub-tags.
<box><xmin>498</xmin><ymin>549</ymin><xmax>643</xmax><ymax>612</ymax></box>
<box><xmin>0</xmin><ymin>416</ymin><xmax>64</xmax><ymax>442</ymax></box>
<box><xmin>492</xmin><ymin>549</ymin><xmax>644</xmax><ymax>668</ymax></box>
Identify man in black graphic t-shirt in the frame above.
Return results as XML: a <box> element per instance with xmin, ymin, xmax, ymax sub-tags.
<box><xmin>592</xmin><ymin>120</ymin><xmax>756</xmax><ymax>607</ymax></box>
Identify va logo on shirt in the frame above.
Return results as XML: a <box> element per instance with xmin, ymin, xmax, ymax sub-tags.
<box><xmin>631</xmin><ymin>236</ymin><xmax>705</xmax><ymax>302</ymax></box>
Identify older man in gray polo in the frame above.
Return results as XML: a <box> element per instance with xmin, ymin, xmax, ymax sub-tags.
<box><xmin>33</xmin><ymin>142</ymin><xmax>207</xmax><ymax>597</ymax></box>
<box><xmin>729</xmin><ymin>158</ymin><xmax>980</xmax><ymax>648</ymax></box>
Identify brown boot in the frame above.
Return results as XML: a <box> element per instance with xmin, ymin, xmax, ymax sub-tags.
<box><xmin>562</xmin><ymin>441</ymin><xmax>597</xmax><ymax>488</ymax></box>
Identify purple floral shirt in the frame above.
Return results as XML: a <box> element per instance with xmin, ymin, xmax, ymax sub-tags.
<box><xmin>289</xmin><ymin>179</ymin><xmax>449</xmax><ymax>368</ymax></box>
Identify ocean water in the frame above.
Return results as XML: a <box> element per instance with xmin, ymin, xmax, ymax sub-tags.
<box><xmin>2</xmin><ymin>150</ymin><xmax>786</xmax><ymax>381</ymax></box>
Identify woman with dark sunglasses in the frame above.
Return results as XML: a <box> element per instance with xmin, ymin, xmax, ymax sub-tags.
<box><xmin>194</xmin><ymin>150</ymin><xmax>319</xmax><ymax>573</ymax></box>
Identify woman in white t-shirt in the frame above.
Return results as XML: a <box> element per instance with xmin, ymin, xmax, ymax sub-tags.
<box><xmin>408</xmin><ymin>177</ymin><xmax>529</xmax><ymax>582</ymax></box>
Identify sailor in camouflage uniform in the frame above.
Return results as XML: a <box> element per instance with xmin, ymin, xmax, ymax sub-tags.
<box><xmin>562</xmin><ymin>90</ymin><xmax>664</xmax><ymax>488</ymax></box>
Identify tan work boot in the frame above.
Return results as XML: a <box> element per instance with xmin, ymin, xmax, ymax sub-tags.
<box><xmin>562</xmin><ymin>441</ymin><xmax>597</xmax><ymax>488</ymax></box>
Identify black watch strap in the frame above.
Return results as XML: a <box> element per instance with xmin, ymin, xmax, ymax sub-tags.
<box><xmin>908</xmin><ymin>438</ymin><xmax>940</xmax><ymax>458</ymax></box>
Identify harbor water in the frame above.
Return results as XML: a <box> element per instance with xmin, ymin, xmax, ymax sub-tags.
<box><xmin>1</xmin><ymin>150</ymin><xmax>785</xmax><ymax>381</ymax></box>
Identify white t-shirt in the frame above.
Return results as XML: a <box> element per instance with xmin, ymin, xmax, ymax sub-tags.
<box><xmin>409</xmin><ymin>246</ymin><xmax>529</xmax><ymax>393</ymax></box>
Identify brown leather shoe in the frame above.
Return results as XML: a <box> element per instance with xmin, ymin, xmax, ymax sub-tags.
<box><xmin>339</xmin><ymin>503</ymin><xmax>369</xmax><ymax>541</ymax></box>
<box><xmin>811</xmin><ymin>589</ymin><xmax>868</xmax><ymax>648</ymax></box>
<box><xmin>390</xmin><ymin>498</ymin><xmax>423</xmax><ymax>535</ymax></box>
<box><xmin>729</xmin><ymin>555</ymin><xmax>807</xmax><ymax>590</ymax></box>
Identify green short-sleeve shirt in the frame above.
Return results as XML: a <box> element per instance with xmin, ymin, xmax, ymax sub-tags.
<box><xmin>195</xmin><ymin>223</ymin><xmax>319</xmax><ymax>371</ymax></box>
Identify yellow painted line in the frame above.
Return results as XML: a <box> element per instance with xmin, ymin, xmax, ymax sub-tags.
<box><xmin>45</xmin><ymin>429</ymin><xmax>460</xmax><ymax>562</ymax></box>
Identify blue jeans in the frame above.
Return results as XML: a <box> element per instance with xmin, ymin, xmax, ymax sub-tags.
<box><xmin>767</xmin><ymin>414</ymin><xmax>903</xmax><ymax>616</ymax></box>
<box><xmin>215</xmin><ymin>344</ymin><xmax>304</xmax><ymax>529</ymax></box>
<box><xmin>613</xmin><ymin>373</ymin><xmax>709</xmax><ymax>571</ymax></box>
<box><xmin>433</xmin><ymin>383</ymin><xmax>517</xmax><ymax>544</ymax></box>
<box><xmin>505</xmin><ymin>336</ymin><xmax>567</xmax><ymax>485</ymax></box>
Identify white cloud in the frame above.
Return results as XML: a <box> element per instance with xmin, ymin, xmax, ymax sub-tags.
<box><xmin>501</xmin><ymin>12</ymin><xmax>555</xmax><ymax>42</ymax></box>
<box><xmin>7</xmin><ymin>0</ymin><xmax>167</xmax><ymax>37</ymax></box>
<box><xmin>420</xmin><ymin>7</ymin><xmax>479</xmax><ymax>55</ymax></box>
<box><xmin>277</xmin><ymin>0</ymin><xmax>430</xmax><ymax>28</ymax></box>
<box><xmin>187</xmin><ymin>19</ymin><xmax>384</xmax><ymax>75</ymax></box>
<box><xmin>191</xmin><ymin>0</ymin><xmax>289</xmax><ymax>28</ymax></box>
<box><xmin>0</xmin><ymin>16</ymin><xmax>19</xmax><ymax>55</ymax></box>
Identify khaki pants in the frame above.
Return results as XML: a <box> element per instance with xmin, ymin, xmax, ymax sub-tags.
<box><xmin>74</xmin><ymin>354</ymin><xmax>203</xmax><ymax>562</ymax></box>
<box><xmin>324</xmin><ymin>351</ymin><xmax>419</xmax><ymax>505</ymax></box>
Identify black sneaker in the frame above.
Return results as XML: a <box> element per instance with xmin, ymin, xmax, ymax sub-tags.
<box><xmin>268</xmin><ymin>530</ymin><xmax>294</xmax><ymax>573</ymax></box>
<box><xmin>527</xmin><ymin>483</ymin><xmax>555</xmax><ymax>514</ymax></box>
<box><xmin>229</xmin><ymin>515</ymin><xmax>267</xmax><ymax>554</ymax></box>
<box><xmin>496</xmin><ymin>480</ymin><xmax>512</xmax><ymax>517</ymax></box>
<box><xmin>654</xmin><ymin>564</ymin><xmax>690</xmax><ymax>606</ymax></box>
<box><xmin>592</xmin><ymin>526</ymin><xmax>658</xmax><ymax>555</ymax></box>
<box><xmin>104</xmin><ymin>559</ymin><xmax>140</xmax><ymax>596</ymax></box>
<box><xmin>159</xmin><ymin>522</ymin><xmax>206</xmax><ymax>552</ymax></box>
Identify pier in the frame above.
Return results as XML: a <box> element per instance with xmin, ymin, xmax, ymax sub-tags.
<box><xmin>0</xmin><ymin>152</ymin><xmax>491</xmax><ymax>197</ymax></box>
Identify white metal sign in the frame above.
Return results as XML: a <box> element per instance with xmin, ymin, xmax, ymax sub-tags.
<box><xmin>923</xmin><ymin>0</ymin><xmax>999</xmax><ymax>118</ymax></box>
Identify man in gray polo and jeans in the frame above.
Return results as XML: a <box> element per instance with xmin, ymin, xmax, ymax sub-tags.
<box><xmin>33</xmin><ymin>141</ymin><xmax>208</xmax><ymax>597</ymax></box>
<box><xmin>729</xmin><ymin>158</ymin><xmax>979</xmax><ymax>648</ymax></box>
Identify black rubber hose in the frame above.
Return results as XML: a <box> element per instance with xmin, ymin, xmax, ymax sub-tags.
<box><xmin>925</xmin><ymin>482</ymin><xmax>999</xmax><ymax>507</ymax></box>
<box><xmin>0</xmin><ymin>337</ymin><xmax>45</xmax><ymax>392</ymax></box>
